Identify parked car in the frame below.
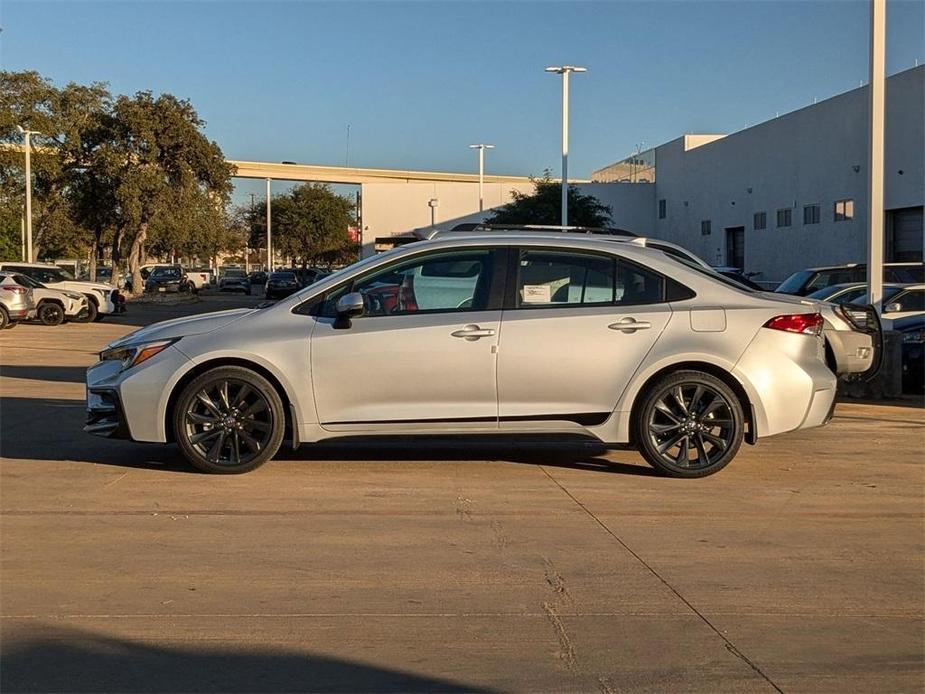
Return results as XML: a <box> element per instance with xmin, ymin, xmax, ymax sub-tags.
<box><xmin>264</xmin><ymin>271</ymin><xmax>300</xmax><ymax>300</ymax></box>
<box><xmin>806</xmin><ymin>282</ymin><xmax>906</xmax><ymax>305</ymax></box>
<box><xmin>711</xmin><ymin>266</ymin><xmax>765</xmax><ymax>291</ymax></box>
<box><xmin>87</xmin><ymin>229</ymin><xmax>839</xmax><ymax>478</ymax></box>
<box><xmin>0</xmin><ymin>262</ymin><xmax>119</xmax><ymax>322</ymax></box>
<box><xmin>861</xmin><ymin>284</ymin><xmax>924</xmax><ymax>319</ymax></box>
<box><xmin>186</xmin><ymin>267</ymin><xmax>213</xmax><ymax>291</ymax></box>
<box><xmin>248</xmin><ymin>271</ymin><xmax>268</xmax><ymax>286</ymax></box>
<box><xmin>776</xmin><ymin>262</ymin><xmax>924</xmax><ymax>296</ymax></box>
<box><xmin>144</xmin><ymin>265</ymin><xmax>194</xmax><ymax>294</ymax></box>
<box><xmin>0</xmin><ymin>273</ymin><xmax>36</xmax><ymax>329</ymax></box>
<box><xmin>4</xmin><ymin>272</ymin><xmax>89</xmax><ymax>325</ymax></box>
<box><xmin>894</xmin><ymin>314</ymin><xmax>923</xmax><ymax>393</ymax></box>
<box><xmin>219</xmin><ymin>268</ymin><xmax>251</xmax><ymax>294</ymax></box>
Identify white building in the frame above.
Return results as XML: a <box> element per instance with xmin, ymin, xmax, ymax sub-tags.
<box><xmin>592</xmin><ymin>65</ymin><xmax>924</xmax><ymax>284</ymax></box>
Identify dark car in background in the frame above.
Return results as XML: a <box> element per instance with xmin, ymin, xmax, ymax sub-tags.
<box><xmin>264</xmin><ymin>271</ymin><xmax>300</xmax><ymax>300</ymax></box>
<box><xmin>219</xmin><ymin>268</ymin><xmax>251</xmax><ymax>294</ymax></box>
<box><xmin>894</xmin><ymin>314</ymin><xmax>924</xmax><ymax>393</ymax></box>
<box><xmin>776</xmin><ymin>262</ymin><xmax>924</xmax><ymax>296</ymax></box>
<box><xmin>248</xmin><ymin>270</ymin><xmax>268</xmax><ymax>286</ymax></box>
<box><xmin>144</xmin><ymin>265</ymin><xmax>193</xmax><ymax>294</ymax></box>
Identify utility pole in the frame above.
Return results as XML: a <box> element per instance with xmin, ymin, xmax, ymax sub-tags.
<box><xmin>469</xmin><ymin>144</ymin><xmax>495</xmax><ymax>212</ymax></box>
<box><xmin>16</xmin><ymin>125</ymin><xmax>39</xmax><ymax>262</ymax></box>
<box><xmin>866</xmin><ymin>0</ymin><xmax>886</xmax><ymax>311</ymax></box>
<box><xmin>545</xmin><ymin>66</ymin><xmax>586</xmax><ymax>226</ymax></box>
<box><xmin>266</xmin><ymin>179</ymin><xmax>273</xmax><ymax>272</ymax></box>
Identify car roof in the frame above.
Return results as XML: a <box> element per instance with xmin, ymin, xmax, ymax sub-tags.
<box><xmin>801</xmin><ymin>262</ymin><xmax>923</xmax><ymax>272</ymax></box>
<box><xmin>0</xmin><ymin>261</ymin><xmax>62</xmax><ymax>268</ymax></box>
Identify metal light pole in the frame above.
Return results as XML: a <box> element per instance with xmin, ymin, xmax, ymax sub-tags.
<box><xmin>468</xmin><ymin>144</ymin><xmax>494</xmax><ymax>212</ymax></box>
<box><xmin>866</xmin><ymin>0</ymin><xmax>886</xmax><ymax>312</ymax></box>
<box><xmin>428</xmin><ymin>198</ymin><xmax>439</xmax><ymax>228</ymax></box>
<box><xmin>16</xmin><ymin>125</ymin><xmax>39</xmax><ymax>262</ymax></box>
<box><xmin>265</xmin><ymin>179</ymin><xmax>273</xmax><ymax>272</ymax></box>
<box><xmin>545</xmin><ymin>65</ymin><xmax>586</xmax><ymax>227</ymax></box>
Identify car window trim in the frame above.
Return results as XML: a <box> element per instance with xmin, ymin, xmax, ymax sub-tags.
<box><xmin>296</xmin><ymin>246</ymin><xmax>508</xmax><ymax>319</ymax></box>
<box><xmin>505</xmin><ymin>245</ymin><xmax>672</xmax><ymax>311</ymax></box>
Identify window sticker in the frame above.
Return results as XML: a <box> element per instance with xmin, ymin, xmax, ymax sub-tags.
<box><xmin>522</xmin><ymin>284</ymin><xmax>552</xmax><ymax>304</ymax></box>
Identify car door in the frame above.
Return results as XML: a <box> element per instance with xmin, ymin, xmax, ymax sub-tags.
<box><xmin>310</xmin><ymin>247</ymin><xmax>505</xmax><ymax>429</ymax></box>
<box><xmin>497</xmin><ymin>247</ymin><xmax>672</xmax><ymax>427</ymax></box>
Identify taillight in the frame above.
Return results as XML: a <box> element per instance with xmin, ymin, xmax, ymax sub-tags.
<box><xmin>764</xmin><ymin>313</ymin><xmax>824</xmax><ymax>336</ymax></box>
<box><xmin>1</xmin><ymin>286</ymin><xmax>27</xmax><ymax>295</ymax></box>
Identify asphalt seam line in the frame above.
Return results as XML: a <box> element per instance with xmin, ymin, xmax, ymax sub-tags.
<box><xmin>538</xmin><ymin>465</ymin><xmax>784</xmax><ymax>694</ymax></box>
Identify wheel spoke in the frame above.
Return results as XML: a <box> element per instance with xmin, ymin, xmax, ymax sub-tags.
<box><xmin>657</xmin><ymin>432</ymin><xmax>684</xmax><ymax>454</ymax></box>
<box><xmin>245</xmin><ymin>419</ymin><xmax>272</xmax><ymax>433</ymax></box>
<box><xmin>671</xmin><ymin>386</ymin><xmax>689</xmax><ymax>416</ymax></box>
<box><xmin>654</xmin><ymin>400</ymin><xmax>680</xmax><ymax>423</ymax></box>
<box><xmin>694</xmin><ymin>434</ymin><xmax>711</xmax><ymax>467</ymax></box>
<box><xmin>239</xmin><ymin>429</ymin><xmax>262</xmax><ymax>452</ymax></box>
<box><xmin>701</xmin><ymin>431</ymin><xmax>728</xmax><ymax>450</ymax></box>
<box><xmin>674</xmin><ymin>436</ymin><xmax>690</xmax><ymax>466</ymax></box>
<box><xmin>690</xmin><ymin>385</ymin><xmax>705</xmax><ymax>415</ymax></box>
<box><xmin>704</xmin><ymin>418</ymin><xmax>733</xmax><ymax>428</ymax></box>
<box><xmin>701</xmin><ymin>397</ymin><xmax>726</xmax><ymax>418</ymax></box>
<box><xmin>650</xmin><ymin>422</ymin><xmax>681</xmax><ymax>435</ymax></box>
<box><xmin>217</xmin><ymin>381</ymin><xmax>231</xmax><ymax>410</ymax></box>
<box><xmin>231</xmin><ymin>431</ymin><xmax>241</xmax><ymax>465</ymax></box>
<box><xmin>190</xmin><ymin>428</ymin><xmax>221</xmax><ymax>445</ymax></box>
<box><xmin>207</xmin><ymin>430</ymin><xmax>227</xmax><ymax>462</ymax></box>
<box><xmin>187</xmin><ymin>412</ymin><xmax>219</xmax><ymax>425</ymax></box>
<box><xmin>234</xmin><ymin>384</ymin><xmax>253</xmax><ymax>409</ymax></box>
<box><xmin>241</xmin><ymin>398</ymin><xmax>269</xmax><ymax>418</ymax></box>
<box><xmin>195</xmin><ymin>392</ymin><xmax>222</xmax><ymax>417</ymax></box>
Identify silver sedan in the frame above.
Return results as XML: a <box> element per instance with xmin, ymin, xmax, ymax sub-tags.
<box><xmin>86</xmin><ymin>232</ymin><xmax>837</xmax><ymax>478</ymax></box>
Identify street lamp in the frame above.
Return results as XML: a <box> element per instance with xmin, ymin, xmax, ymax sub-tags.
<box><xmin>545</xmin><ymin>65</ymin><xmax>586</xmax><ymax>227</ymax></box>
<box><xmin>428</xmin><ymin>198</ymin><xmax>439</xmax><ymax>228</ymax></box>
<box><xmin>468</xmin><ymin>144</ymin><xmax>495</xmax><ymax>212</ymax></box>
<box><xmin>16</xmin><ymin>125</ymin><xmax>40</xmax><ymax>262</ymax></box>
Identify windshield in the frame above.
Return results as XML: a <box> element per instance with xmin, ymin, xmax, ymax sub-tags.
<box><xmin>270</xmin><ymin>273</ymin><xmax>296</xmax><ymax>281</ymax></box>
<box><xmin>152</xmin><ymin>267</ymin><xmax>181</xmax><ymax>279</ymax></box>
<box><xmin>11</xmin><ymin>274</ymin><xmax>44</xmax><ymax>289</ymax></box>
<box><xmin>776</xmin><ymin>270</ymin><xmax>814</xmax><ymax>295</ymax></box>
<box><xmin>224</xmin><ymin>270</ymin><xmax>246</xmax><ymax>278</ymax></box>
<box><xmin>855</xmin><ymin>286</ymin><xmax>904</xmax><ymax>305</ymax></box>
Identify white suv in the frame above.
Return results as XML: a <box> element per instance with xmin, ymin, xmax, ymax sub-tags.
<box><xmin>0</xmin><ymin>262</ymin><xmax>119</xmax><ymax>322</ymax></box>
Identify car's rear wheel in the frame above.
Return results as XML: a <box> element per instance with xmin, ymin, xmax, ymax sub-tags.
<box><xmin>173</xmin><ymin>366</ymin><xmax>285</xmax><ymax>474</ymax></box>
<box><xmin>634</xmin><ymin>370</ymin><xmax>744</xmax><ymax>478</ymax></box>
<box><xmin>73</xmin><ymin>298</ymin><xmax>97</xmax><ymax>323</ymax></box>
<box><xmin>38</xmin><ymin>302</ymin><xmax>65</xmax><ymax>326</ymax></box>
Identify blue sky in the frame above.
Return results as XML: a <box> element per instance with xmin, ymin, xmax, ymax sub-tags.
<box><xmin>2</xmin><ymin>0</ymin><xmax>923</xmax><ymax>203</ymax></box>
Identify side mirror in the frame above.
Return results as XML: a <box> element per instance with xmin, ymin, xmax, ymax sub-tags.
<box><xmin>884</xmin><ymin>302</ymin><xmax>902</xmax><ymax>314</ymax></box>
<box><xmin>334</xmin><ymin>291</ymin><xmax>364</xmax><ymax>329</ymax></box>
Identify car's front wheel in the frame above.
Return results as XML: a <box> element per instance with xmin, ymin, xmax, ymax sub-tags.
<box><xmin>73</xmin><ymin>298</ymin><xmax>97</xmax><ymax>323</ymax></box>
<box><xmin>634</xmin><ymin>370</ymin><xmax>744</xmax><ymax>478</ymax></box>
<box><xmin>173</xmin><ymin>366</ymin><xmax>286</xmax><ymax>474</ymax></box>
<box><xmin>38</xmin><ymin>302</ymin><xmax>65</xmax><ymax>326</ymax></box>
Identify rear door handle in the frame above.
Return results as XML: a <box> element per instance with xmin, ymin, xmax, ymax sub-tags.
<box><xmin>451</xmin><ymin>324</ymin><xmax>496</xmax><ymax>341</ymax></box>
<box><xmin>609</xmin><ymin>318</ymin><xmax>651</xmax><ymax>333</ymax></box>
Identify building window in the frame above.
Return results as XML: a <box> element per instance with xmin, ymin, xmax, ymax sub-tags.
<box><xmin>658</xmin><ymin>199</ymin><xmax>667</xmax><ymax>219</ymax></box>
<box><xmin>803</xmin><ymin>204</ymin><xmax>820</xmax><ymax>225</ymax></box>
<box><xmin>834</xmin><ymin>199</ymin><xmax>855</xmax><ymax>222</ymax></box>
<box><xmin>776</xmin><ymin>208</ymin><xmax>792</xmax><ymax>228</ymax></box>
<box><xmin>701</xmin><ymin>220</ymin><xmax>711</xmax><ymax>236</ymax></box>
<box><xmin>753</xmin><ymin>212</ymin><xmax>767</xmax><ymax>230</ymax></box>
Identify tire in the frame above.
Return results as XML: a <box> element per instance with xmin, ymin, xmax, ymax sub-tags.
<box><xmin>173</xmin><ymin>366</ymin><xmax>286</xmax><ymax>474</ymax></box>
<box><xmin>73</xmin><ymin>298</ymin><xmax>97</xmax><ymax>323</ymax></box>
<box><xmin>93</xmin><ymin>312</ymin><xmax>106</xmax><ymax>322</ymax></box>
<box><xmin>0</xmin><ymin>306</ymin><xmax>8</xmax><ymax>330</ymax></box>
<box><xmin>633</xmin><ymin>370</ymin><xmax>745</xmax><ymax>478</ymax></box>
<box><xmin>38</xmin><ymin>302</ymin><xmax>65</xmax><ymax>326</ymax></box>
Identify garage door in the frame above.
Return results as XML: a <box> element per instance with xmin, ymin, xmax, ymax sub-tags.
<box><xmin>888</xmin><ymin>206</ymin><xmax>923</xmax><ymax>262</ymax></box>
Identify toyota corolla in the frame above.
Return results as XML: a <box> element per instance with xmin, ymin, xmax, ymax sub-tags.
<box><xmin>86</xmin><ymin>230</ymin><xmax>837</xmax><ymax>478</ymax></box>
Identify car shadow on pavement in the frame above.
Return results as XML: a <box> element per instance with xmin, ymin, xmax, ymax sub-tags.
<box><xmin>0</xmin><ymin>365</ymin><xmax>87</xmax><ymax>384</ymax></box>
<box><xmin>0</xmin><ymin>396</ymin><xmax>654</xmax><ymax>476</ymax></box>
<box><xmin>0</xmin><ymin>624</ymin><xmax>491</xmax><ymax>693</ymax></box>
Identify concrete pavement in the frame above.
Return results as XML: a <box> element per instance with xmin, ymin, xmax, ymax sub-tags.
<box><xmin>1</xmin><ymin>293</ymin><xmax>923</xmax><ymax>692</ymax></box>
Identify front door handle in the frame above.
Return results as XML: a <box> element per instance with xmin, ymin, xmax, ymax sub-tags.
<box><xmin>609</xmin><ymin>318</ymin><xmax>651</xmax><ymax>333</ymax></box>
<box><xmin>451</xmin><ymin>324</ymin><xmax>496</xmax><ymax>341</ymax></box>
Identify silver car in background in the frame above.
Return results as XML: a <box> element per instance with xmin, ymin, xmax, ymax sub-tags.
<box><xmin>86</xmin><ymin>231</ymin><xmax>837</xmax><ymax>478</ymax></box>
<box><xmin>0</xmin><ymin>274</ymin><xmax>36</xmax><ymax>329</ymax></box>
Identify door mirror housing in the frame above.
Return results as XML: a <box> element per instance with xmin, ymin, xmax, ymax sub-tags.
<box><xmin>884</xmin><ymin>302</ymin><xmax>902</xmax><ymax>314</ymax></box>
<box><xmin>334</xmin><ymin>291</ymin><xmax>364</xmax><ymax>329</ymax></box>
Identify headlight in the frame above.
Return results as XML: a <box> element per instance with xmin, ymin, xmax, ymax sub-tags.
<box><xmin>99</xmin><ymin>338</ymin><xmax>177</xmax><ymax>371</ymax></box>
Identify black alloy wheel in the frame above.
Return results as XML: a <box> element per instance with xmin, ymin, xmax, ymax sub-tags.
<box><xmin>635</xmin><ymin>370</ymin><xmax>744</xmax><ymax>478</ymax></box>
<box><xmin>38</xmin><ymin>302</ymin><xmax>65</xmax><ymax>326</ymax></box>
<box><xmin>173</xmin><ymin>366</ymin><xmax>285</xmax><ymax>473</ymax></box>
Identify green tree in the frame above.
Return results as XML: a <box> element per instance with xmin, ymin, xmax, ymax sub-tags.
<box><xmin>485</xmin><ymin>171</ymin><xmax>613</xmax><ymax>228</ymax></box>
<box><xmin>248</xmin><ymin>184</ymin><xmax>356</xmax><ymax>269</ymax></box>
<box><xmin>0</xmin><ymin>70</ymin><xmax>111</xmax><ymax>261</ymax></box>
<box><xmin>85</xmin><ymin>91</ymin><xmax>234</xmax><ymax>293</ymax></box>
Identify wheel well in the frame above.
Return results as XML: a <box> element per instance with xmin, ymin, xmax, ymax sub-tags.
<box><xmin>38</xmin><ymin>298</ymin><xmax>64</xmax><ymax>308</ymax></box>
<box><xmin>84</xmin><ymin>293</ymin><xmax>99</xmax><ymax>307</ymax></box>
<box><xmin>823</xmin><ymin>338</ymin><xmax>837</xmax><ymax>374</ymax></box>
<box><xmin>164</xmin><ymin>358</ymin><xmax>294</xmax><ymax>443</ymax></box>
<box><xmin>628</xmin><ymin>361</ymin><xmax>757</xmax><ymax>445</ymax></box>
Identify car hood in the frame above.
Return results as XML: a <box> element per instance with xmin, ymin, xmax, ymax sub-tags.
<box><xmin>106</xmin><ymin>308</ymin><xmax>253</xmax><ymax>348</ymax></box>
<box><xmin>60</xmin><ymin>280</ymin><xmax>114</xmax><ymax>292</ymax></box>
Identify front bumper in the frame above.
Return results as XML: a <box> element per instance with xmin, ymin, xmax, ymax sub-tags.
<box><xmin>85</xmin><ymin>387</ymin><xmax>132</xmax><ymax>439</ymax></box>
